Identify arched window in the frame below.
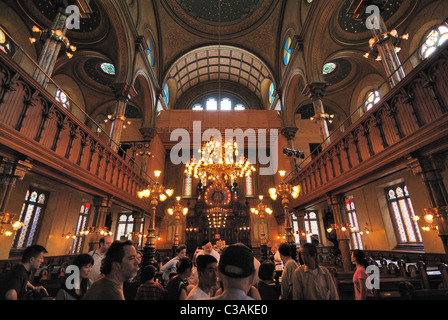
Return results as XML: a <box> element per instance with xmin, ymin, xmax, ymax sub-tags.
<box><xmin>420</xmin><ymin>23</ymin><xmax>448</xmax><ymax>60</ymax></box>
<box><xmin>191</xmin><ymin>95</ymin><xmax>247</xmax><ymax>110</ymax></box>
<box><xmin>13</xmin><ymin>188</ymin><xmax>49</xmax><ymax>249</ymax></box>
<box><xmin>365</xmin><ymin>90</ymin><xmax>381</xmax><ymax>111</ymax></box>
<box><xmin>55</xmin><ymin>89</ymin><xmax>70</xmax><ymax>109</ymax></box>
<box><xmin>283</xmin><ymin>37</ymin><xmax>292</xmax><ymax>66</ymax></box>
<box><xmin>192</xmin><ymin>104</ymin><xmax>203</xmax><ymax>110</ymax></box>
<box><xmin>345</xmin><ymin>197</ymin><xmax>363</xmax><ymax>250</ymax></box>
<box><xmin>304</xmin><ymin>211</ymin><xmax>320</xmax><ymax>243</ymax></box>
<box><xmin>386</xmin><ymin>184</ymin><xmax>422</xmax><ymax>244</ymax></box>
<box><xmin>116</xmin><ymin>214</ymin><xmax>134</xmax><ymax>240</ymax></box>
<box><xmin>72</xmin><ymin>202</ymin><xmax>90</xmax><ymax>254</ymax></box>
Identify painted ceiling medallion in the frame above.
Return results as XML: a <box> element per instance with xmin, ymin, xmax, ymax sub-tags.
<box><xmin>163</xmin><ymin>0</ymin><xmax>276</xmax><ymax>38</ymax></box>
<box><xmin>175</xmin><ymin>0</ymin><xmax>264</xmax><ymax>26</ymax></box>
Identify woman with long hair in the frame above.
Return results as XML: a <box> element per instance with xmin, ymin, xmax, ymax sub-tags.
<box><xmin>351</xmin><ymin>250</ymin><xmax>375</xmax><ymax>300</ymax></box>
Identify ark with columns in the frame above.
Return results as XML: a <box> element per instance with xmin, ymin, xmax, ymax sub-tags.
<box><xmin>0</xmin><ymin>0</ymin><xmax>448</xmax><ymax>300</ymax></box>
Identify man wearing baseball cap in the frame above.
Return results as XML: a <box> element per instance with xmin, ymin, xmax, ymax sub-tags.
<box><xmin>203</xmin><ymin>243</ymin><xmax>255</xmax><ymax>300</ymax></box>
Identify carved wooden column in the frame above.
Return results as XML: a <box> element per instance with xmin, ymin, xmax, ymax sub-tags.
<box><xmin>88</xmin><ymin>196</ymin><xmax>112</xmax><ymax>251</ymax></box>
<box><xmin>131</xmin><ymin>210</ymin><xmax>144</xmax><ymax>249</ymax></box>
<box><xmin>303</xmin><ymin>82</ymin><xmax>331</xmax><ymax>147</ymax></box>
<box><xmin>327</xmin><ymin>194</ymin><xmax>353</xmax><ymax>272</ymax></box>
<box><xmin>0</xmin><ymin>157</ymin><xmax>32</xmax><ymax>212</ymax></box>
<box><xmin>138</xmin><ymin>127</ymin><xmax>158</xmax><ymax>176</ymax></box>
<box><xmin>407</xmin><ymin>153</ymin><xmax>448</xmax><ymax>253</ymax></box>
<box><xmin>32</xmin><ymin>11</ymin><xmax>68</xmax><ymax>88</ymax></box>
<box><xmin>108</xmin><ymin>83</ymin><xmax>137</xmax><ymax>152</ymax></box>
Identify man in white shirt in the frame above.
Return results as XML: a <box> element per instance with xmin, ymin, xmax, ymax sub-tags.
<box><xmin>186</xmin><ymin>254</ymin><xmax>218</xmax><ymax>300</ymax></box>
<box><xmin>88</xmin><ymin>236</ymin><xmax>112</xmax><ymax>281</ymax></box>
<box><xmin>278</xmin><ymin>242</ymin><xmax>298</xmax><ymax>300</ymax></box>
<box><xmin>292</xmin><ymin>243</ymin><xmax>339</xmax><ymax>300</ymax></box>
<box><xmin>196</xmin><ymin>240</ymin><xmax>220</xmax><ymax>263</ymax></box>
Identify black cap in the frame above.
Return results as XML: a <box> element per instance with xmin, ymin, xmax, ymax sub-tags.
<box><xmin>218</xmin><ymin>243</ymin><xmax>255</xmax><ymax>279</ymax></box>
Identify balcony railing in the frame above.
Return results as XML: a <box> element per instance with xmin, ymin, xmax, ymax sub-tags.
<box><xmin>288</xmin><ymin>43</ymin><xmax>448</xmax><ymax>208</ymax></box>
<box><xmin>0</xmin><ymin>51</ymin><xmax>150</xmax><ymax>210</ymax></box>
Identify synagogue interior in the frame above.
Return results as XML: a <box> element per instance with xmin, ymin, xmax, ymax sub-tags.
<box><xmin>0</xmin><ymin>0</ymin><xmax>448</xmax><ymax>301</ymax></box>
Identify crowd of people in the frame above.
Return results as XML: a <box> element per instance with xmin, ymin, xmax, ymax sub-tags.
<box><xmin>0</xmin><ymin>237</ymin><xmax>376</xmax><ymax>301</ymax></box>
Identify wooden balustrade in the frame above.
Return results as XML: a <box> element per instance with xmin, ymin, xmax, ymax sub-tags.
<box><xmin>0</xmin><ymin>52</ymin><xmax>149</xmax><ymax>210</ymax></box>
<box><xmin>289</xmin><ymin>44</ymin><xmax>448</xmax><ymax>207</ymax></box>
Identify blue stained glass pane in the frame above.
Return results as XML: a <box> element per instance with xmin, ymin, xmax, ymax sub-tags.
<box><xmin>37</xmin><ymin>193</ymin><xmax>45</xmax><ymax>204</ymax></box>
<box><xmin>27</xmin><ymin>207</ymin><xmax>41</xmax><ymax>247</ymax></box>
<box><xmin>30</xmin><ymin>191</ymin><xmax>38</xmax><ymax>203</ymax></box>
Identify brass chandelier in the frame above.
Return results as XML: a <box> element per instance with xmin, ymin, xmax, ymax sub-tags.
<box><xmin>185</xmin><ymin>137</ymin><xmax>256</xmax><ymax>186</ymax></box>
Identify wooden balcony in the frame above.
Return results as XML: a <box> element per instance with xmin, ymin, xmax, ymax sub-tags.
<box><xmin>0</xmin><ymin>52</ymin><xmax>150</xmax><ymax>211</ymax></box>
<box><xmin>289</xmin><ymin>44</ymin><xmax>448</xmax><ymax>209</ymax></box>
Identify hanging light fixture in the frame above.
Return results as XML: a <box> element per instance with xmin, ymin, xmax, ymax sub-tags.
<box><xmin>29</xmin><ymin>25</ymin><xmax>77</xmax><ymax>59</ymax></box>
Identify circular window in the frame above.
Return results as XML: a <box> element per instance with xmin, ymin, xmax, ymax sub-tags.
<box><xmin>283</xmin><ymin>37</ymin><xmax>292</xmax><ymax>66</ymax></box>
<box><xmin>323</xmin><ymin>62</ymin><xmax>336</xmax><ymax>75</ymax></box>
<box><xmin>100</xmin><ymin>62</ymin><xmax>116</xmax><ymax>76</ymax></box>
<box><xmin>421</xmin><ymin>24</ymin><xmax>448</xmax><ymax>60</ymax></box>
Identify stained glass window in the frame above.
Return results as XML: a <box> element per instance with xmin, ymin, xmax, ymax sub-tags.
<box><xmin>386</xmin><ymin>184</ymin><xmax>422</xmax><ymax>244</ymax></box>
<box><xmin>72</xmin><ymin>202</ymin><xmax>90</xmax><ymax>254</ymax></box>
<box><xmin>100</xmin><ymin>62</ymin><xmax>116</xmax><ymax>75</ymax></box>
<box><xmin>365</xmin><ymin>90</ymin><xmax>381</xmax><ymax>111</ymax></box>
<box><xmin>116</xmin><ymin>214</ymin><xmax>134</xmax><ymax>240</ymax></box>
<box><xmin>192</xmin><ymin>104</ymin><xmax>203</xmax><ymax>110</ymax></box>
<box><xmin>55</xmin><ymin>89</ymin><xmax>70</xmax><ymax>109</ymax></box>
<box><xmin>323</xmin><ymin>62</ymin><xmax>336</xmax><ymax>75</ymax></box>
<box><xmin>13</xmin><ymin>188</ymin><xmax>48</xmax><ymax>249</ymax></box>
<box><xmin>269</xmin><ymin>82</ymin><xmax>275</xmax><ymax>104</ymax></box>
<box><xmin>304</xmin><ymin>211</ymin><xmax>320</xmax><ymax>243</ymax></box>
<box><xmin>345</xmin><ymin>198</ymin><xmax>363</xmax><ymax>250</ymax></box>
<box><xmin>0</xmin><ymin>27</ymin><xmax>15</xmax><ymax>56</ymax></box>
<box><xmin>283</xmin><ymin>37</ymin><xmax>292</xmax><ymax>66</ymax></box>
<box><xmin>421</xmin><ymin>23</ymin><xmax>448</xmax><ymax>60</ymax></box>
<box><xmin>146</xmin><ymin>38</ymin><xmax>155</xmax><ymax>67</ymax></box>
<box><xmin>163</xmin><ymin>83</ymin><xmax>169</xmax><ymax>105</ymax></box>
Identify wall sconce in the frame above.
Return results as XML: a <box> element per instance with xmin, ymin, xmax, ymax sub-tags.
<box><xmin>186</xmin><ymin>227</ymin><xmax>198</xmax><ymax>232</ymax></box>
<box><xmin>413</xmin><ymin>207</ymin><xmax>441</xmax><ymax>232</ymax></box>
<box><xmin>77</xmin><ymin>226</ymin><xmax>112</xmax><ymax>237</ymax></box>
<box><xmin>310</xmin><ymin>113</ymin><xmax>334</xmax><ymax>123</ymax></box>
<box><xmin>29</xmin><ymin>26</ymin><xmax>77</xmax><ymax>59</ymax></box>
<box><xmin>0</xmin><ymin>212</ymin><xmax>23</xmax><ymax>236</ymax></box>
<box><xmin>62</xmin><ymin>232</ymin><xmax>77</xmax><ymax>239</ymax></box>
<box><xmin>359</xmin><ymin>222</ymin><xmax>374</xmax><ymax>235</ymax></box>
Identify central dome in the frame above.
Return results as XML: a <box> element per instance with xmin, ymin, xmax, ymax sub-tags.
<box><xmin>175</xmin><ymin>0</ymin><xmax>264</xmax><ymax>26</ymax></box>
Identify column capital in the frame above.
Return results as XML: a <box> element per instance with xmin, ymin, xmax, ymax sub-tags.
<box><xmin>280</xmin><ymin>127</ymin><xmax>298</xmax><ymax>142</ymax></box>
<box><xmin>110</xmin><ymin>83</ymin><xmax>137</xmax><ymax>103</ymax></box>
<box><xmin>139</xmin><ymin>127</ymin><xmax>158</xmax><ymax>141</ymax></box>
<box><xmin>302</xmin><ymin>82</ymin><xmax>328</xmax><ymax>101</ymax></box>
